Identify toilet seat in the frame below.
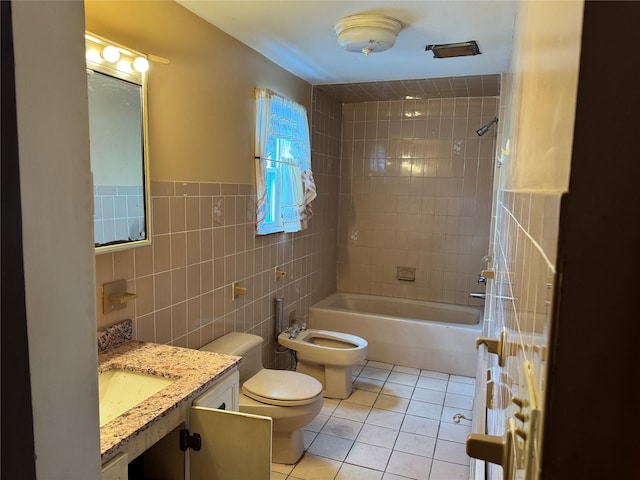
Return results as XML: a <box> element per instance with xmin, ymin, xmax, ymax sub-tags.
<box><xmin>242</xmin><ymin>370</ymin><xmax>322</xmax><ymax>407</ymax></box>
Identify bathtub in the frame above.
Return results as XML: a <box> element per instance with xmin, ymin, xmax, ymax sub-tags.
<box><xmin>308</xmin><ymin>292</ymin><xmax>483</xmax><ymax>377</ymax></box>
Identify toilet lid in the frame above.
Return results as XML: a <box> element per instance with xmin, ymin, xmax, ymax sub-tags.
<box><xmin>242</xmin><ymin>370</ymin><xmax>322</xmax><ymax>407</ymax></box>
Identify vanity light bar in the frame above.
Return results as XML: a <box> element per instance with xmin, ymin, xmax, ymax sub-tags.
<box><xmin>85</xmin><ymin>33</ymin><xmax>149</xmax><ymax>76</ymax></box>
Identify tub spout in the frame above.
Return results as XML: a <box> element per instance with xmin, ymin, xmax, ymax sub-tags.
<box><xmin>469</xmin><ymin>292</ymin><xmax>486</xmax><ymax>300</ymax></box>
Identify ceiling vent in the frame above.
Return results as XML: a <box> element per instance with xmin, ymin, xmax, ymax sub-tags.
<box><xmin>425</xmin><ymin>40</ymin><xmax>481</xmax><ymax>58</ymax></box>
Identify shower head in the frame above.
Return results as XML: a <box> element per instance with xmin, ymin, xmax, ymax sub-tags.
<box><xmin>476</xmin><ymin>117</ymin><xmax>499</xmax><ymax>136</ymax></box>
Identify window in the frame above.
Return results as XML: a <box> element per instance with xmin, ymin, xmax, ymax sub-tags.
<box><xmin>255</xmin><ymin>88</ymin><xmax>316</xmax><ymax>235</ymax></box>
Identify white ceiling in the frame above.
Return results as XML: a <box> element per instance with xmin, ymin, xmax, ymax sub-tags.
<box><xmin>175</xmin><ymin>0</ymin><xmax>518</xmax><ymax>86</ymax></box>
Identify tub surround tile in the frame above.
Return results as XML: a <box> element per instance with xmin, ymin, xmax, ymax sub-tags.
<box><xmin>98</xmin><ymin>340</ymin><xmax>240</xmax><ymax>463</ymax></box>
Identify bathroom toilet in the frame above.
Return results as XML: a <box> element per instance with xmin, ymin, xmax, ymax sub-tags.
<box><xmin>200</xmin><ymin>332</ymin><xmax>323</xmax><ymax>465</ymax></box>
<box><xmin>278</xmin><ymin>328</ymin><xmax>368</xmax><ymax>399</ymax></box>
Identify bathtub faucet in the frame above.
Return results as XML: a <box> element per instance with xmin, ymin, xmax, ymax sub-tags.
<box><xmin>469</xmin><ymin>292</ymin><xmax>486</xmax><ymax>300</ymax></box>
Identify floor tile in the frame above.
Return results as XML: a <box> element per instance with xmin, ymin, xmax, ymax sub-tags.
<box><xmin>332</xmin><ymin>401</ymin><xmax>372</xmax><ymax>422</ymax></box>
<box><xmin>360</xmin><ymin>366</ymin><xmax>392</xmax><ymax>382</ymax></box>
<box><xmin>446</xmin><ymin>380</ymin><xmax>475</xmax><ymax>396</ymax></box>
<box><xmin>411</xmin><ymin>387</ymin><xmax>445</xmax><ymax>405</ymax></box>
<box><xmin>444</xmin><ymin>391</ymin><xmax>473</xmax><ymax>410</ymax></box>
<box><xmin>373</xmin><ymin>394</ymin><xmax>409</xmax><ymax>413</ymax></box>
<box><xmin>437</xmin><ymin>421</ymin><xmax>470</xmax><ymax>444</ymax></box>
<box><xmin>306</xmin><ymin>413</ymin><xmax>330</xmax><ymax>432</ymax></box>
<box><xmin>272</xmin><ymin>462</ymin><xmax>295</xmax><ymax>475</ymax></box>
<box><xmin>385</xmin><ymin>450</ymin><xmax>432</xmax><ymax>479</ymax></box>
<box><xmin>394</xmin><ymin>431</ymin><xmax>437</xmax><ymax>458</ymax></box>
<box><xmin>449</xmin><ymin>374</ymin><xmax>473</xmax><ymax>384</ymax></box>
<box><xmin>433</xmin><ymin>438</ymin><xmax>470</xmax><ymax>466</ymax></box>
<box><xmin>406</xmin><ymin>399</ymin><xmax>443</xmax><ymax>420</ymax></box>
<box><xmin>345</xmin><ymin>442</ymin><xmax>392</xmax><ymax>471</ymax></box>
<box><xmin>304</xmin><ymin>430</ymin><xmax>318</xmax><ymax>450</ymax></box>
<box><xmin>400</xmin><ymin>415</ymin><xmax>440</xmax><ymax>437</ymax></box>
<box><xmin>354</xmin><ymin>378</ymin><xmax>384</xmax><ymax>393</ymax></box>
<box><xmin>440</xmin><ymin>406</ymin><xmax>472</xmax><ymax>425</ymax></box>
<box><xmin>343</xmin><ymin>388</ymin><xmax>379</xmax><ymax>407</ymax></box>
<box><xmin>321</xmin><ymin>398</ymin><xmax>340</xmax><ymax>416</ymax></box>
<box><xmin>308</xmin><ymin>433</ymin><xmax>354</xmax><ymax>462</ymax></box>
<box><xmin>336</xmin><ymin>463</ymin><xmax>384</xmax><ymax>480</ymax></box>
<box><xmin>429</xmin><ymin>459</ymin><xmax>470</xmax><ymax>480</ymax></box>
<box><xmin>366</xmin><ymin>361</ymin><xmax>394</xmax><ymax>370</ymax></box>
<box><xmin>419</xmin><ymin>370</ymin><xmax>449</xmax><ymax>380</ymax></box>
<box><xmin>392</xmin><ymin>365</ymin><xmax>421</xmax><ymax>375</ymax></box>
<box><xmin>356</xmin><ymin>423</ymin><xmax>399</xmax><ymax>449</ymax></box>
<box><xmin>320</xmin><ymin>416</ymin><xmax>363</xmax><ymax>440</ymax></box>
<box><xmin>365</xmin><ymin>408</ymin><xmax>405</xmax><ymax>430</ymax></box>
<box><xmin>279</xmin><ymin>363</ymin><xmax>473</xmax><ymax>480</ymax></box>
<box><xmin>381</xmin><ymin>382</ymin><xmax>414</xmax><ymax>399</ymax></box>
<box><xmin>387</xmin><ymin>371</ymin><xmax>419</xmax><ymax>386</ymax></box>
<box><xmin>289</xmin><ymin>453</ymin><xmax>342</xmax><ymax>480</ymax></box>
<box><xmin>416</xmin><ymin>376</ymin><xmax>448</xmax><ymax>391</ymax></box>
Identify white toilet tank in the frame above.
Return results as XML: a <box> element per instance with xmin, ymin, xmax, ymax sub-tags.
<box><xmin>200</xmin><ymin>332</ymin><xmax>264</xmax><ymax>383</ymax></box>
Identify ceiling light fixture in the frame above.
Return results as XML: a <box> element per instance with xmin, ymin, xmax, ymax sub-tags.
<box><xmin>334</xmin><ymin>14</ymin><xmax>403</xmax><ymax>56</ymax></box>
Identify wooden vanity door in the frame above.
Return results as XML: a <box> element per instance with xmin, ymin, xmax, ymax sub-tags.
<box><xmin>189</xmin><ymin>407</ymin><xmax>272</xmax><ymax>480</ymax></box>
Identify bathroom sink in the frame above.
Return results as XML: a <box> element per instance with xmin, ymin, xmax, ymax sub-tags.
<box><xmin>98</xmin><ymin>368</ymin><xmax>175</xmax><ymax>427</ymax></box>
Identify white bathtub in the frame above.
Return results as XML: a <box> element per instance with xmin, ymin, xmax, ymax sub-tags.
<box><xmin>308</xmin><ymin>292</ymin><xmax>483</xmax><ymax>377</ymax></box>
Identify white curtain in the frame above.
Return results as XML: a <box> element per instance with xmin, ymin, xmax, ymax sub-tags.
<box><xmin>255</xmin><ymin>88</ymin><xmax>316</xmax><ymax>233</ymax></box>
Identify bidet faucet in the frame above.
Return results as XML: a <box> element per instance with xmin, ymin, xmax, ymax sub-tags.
<box><xmin>285</xmin><ymin>324</ymin><xmax>299</xmax><ymax>339</ymax></box>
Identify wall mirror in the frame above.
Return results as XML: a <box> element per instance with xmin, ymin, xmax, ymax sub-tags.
<box><xmin>86</xmin><ymin>32</ymin><xmax>151</xmax><ymax>254</ymax></box>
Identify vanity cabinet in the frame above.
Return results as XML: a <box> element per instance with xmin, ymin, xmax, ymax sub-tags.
<box><xmin>142</xmin><ymin>369</ymin><xmax>272</xmax><ymax>480</ymax></box>
<box><xmin>101</xmin><ymin>452</ymin><xmax>128</xmax><ymax>480</ymax></box>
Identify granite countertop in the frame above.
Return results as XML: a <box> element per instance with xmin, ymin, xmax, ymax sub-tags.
<box><xmin>98</xmin><ymin>340</ymin><xmax>241</xmax><ymax>461</ymax></box>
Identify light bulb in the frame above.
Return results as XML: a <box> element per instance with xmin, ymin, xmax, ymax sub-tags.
<box><xmin>86</xmin><ymin>49</ymin><xmax>102</xmax><ymax>64</ymax></box>
<box><xmin>116</xmin><ymin>60</ymin><xmax>132</xmax><ymax>74</ymax></box>
<box><xmin>102</xmin><ymin>45</ymin><xmax>120</xmax><ymax>63</ymax></box>
<box><xmin>132</xmin><ymin>57</ymin><xmax>149</xmax><ymax>73</ymax></box>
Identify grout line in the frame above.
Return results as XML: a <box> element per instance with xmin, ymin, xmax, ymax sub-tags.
<box><xmin>498</xmin><ymin>199</ymin><xmax>556</xmax><ymax>273</ymax></box>
<box><xmin>278</xmin><ymin>360</ymin><xmax>474</xmax><ymax>479</ymax></box>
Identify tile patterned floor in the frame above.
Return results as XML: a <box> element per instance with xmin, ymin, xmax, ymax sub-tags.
<box><xmin>272</xmin><ymin>360</ymin><xmax>475</xmax><ymax>480</ymax></box>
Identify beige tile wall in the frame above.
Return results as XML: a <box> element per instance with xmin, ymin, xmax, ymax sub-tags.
<box><xmin>95</xmin><ymin>88</ymin><xmax>342</xmax><ymax>369</ymax></box>
<box><xmin>481</xmin><ymin>1</ymin><xmax>583</xmax><ymax>477</ymax></box>
<box><xmin>483</xmin><ymin>189</ymin><xmax>560</xmax><ymax>479</ymax></box>
<box><xmin>337</xmin><ymin>97</ymin><xmax>499</xmax><ymax>305</ymax></box>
